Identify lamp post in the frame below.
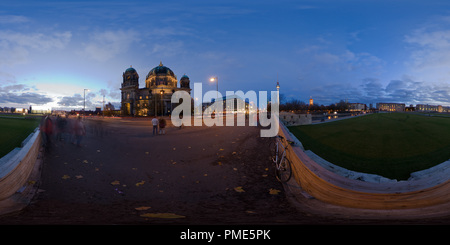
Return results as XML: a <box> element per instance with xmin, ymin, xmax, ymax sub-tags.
<box><xmin>160</xmin><ymin>89</ymin><xmax>164</xmax><ymax>116</ymax></box>
<box><xmin>210</xmin><ymin>76</ymin><xmax>218</xmax><ymax>101</ymax></box>
<box><xmin>84</xmin><ymin>89</ymin><xmax>89</xmax><ymax>117</ymax></box>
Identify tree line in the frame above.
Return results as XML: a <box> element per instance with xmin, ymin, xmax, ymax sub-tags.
<box><xmin>278</xmin><ymin>94</ymin><xmax>350</xmax><ymax>112</ymax></box>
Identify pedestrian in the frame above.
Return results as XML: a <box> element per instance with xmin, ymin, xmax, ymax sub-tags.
<box><xmin>152</xmin><ymin>116</ymin><xmax>158</xmax><ymax>135</ymax></box>
<box><xmin>40</xmin><ymin>115</ymin><xmax>53</xmax><ymax>152</ymax></box>
<box><xmin>67</xmin><ymin>116</ymin><xmax>75</xmax><ymax>144</ymax></box>
<box><xmin>73</xmin><ymin>116</ymin><xmax>86</xmax><ymax>147</ymax></box>
<box><xmin>56</xmin><ymin>115</ymin><xmax>67</xmax><ymax>142</ymax></box>
<box><xmin>159</xmin><ymin>117</ymin><xmax>166</xmax><ymax>135</ymax></box>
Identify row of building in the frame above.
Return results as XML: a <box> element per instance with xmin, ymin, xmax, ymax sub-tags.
<box><xmin>0</xmin><ymin>107</ymin><xmax>30</xmax><ymax>114</ymax></box>
<box><xmin>0</xmin><ymin>105</ymin><xmax>60</xmax><ymax>115</ymax></box>
<box><xmin>376</xmin><ymin>103</ymin><xmax>450</xmax><ymax>113</ymax></box>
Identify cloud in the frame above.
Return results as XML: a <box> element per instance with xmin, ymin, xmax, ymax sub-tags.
<box><xmin>360</xmin><ymin>78</ymin><xmax>385</xmax><ymax>100</ymax></box>
<box><xmin>78</xmin><ymin>29</ymin><xmax>140</xmax><ymax>62</ymax></box>
<box><xmin>0</xmin><ymin>30</ymin><xmax>72</xmax><ymax>67</ymax></box>
<box><xmin>0</xmin><ymin>15</ymin><xmax>29</xmax><ymax>24</ymax></box>
<box><xmin>57</xmin><ymin>93</ymin><xmax>84</xmax><ymax>107</ymax></box>
<box><xmin>0</xmin><ymin>84</ymin><xmax>27</xmax><ymax>93</ymax></box>
<box><xmin>0</xmin><ymin>82</ymin><xmax>53</xmax><ymax>106</ymax></box>
<box><xmin>0</xmin><ymin>91</ymin><xmax>53</xmax><ymax>105</ymax></box>
<box><xmin>305</xmin><ymin>76</ymin><xmax>450</xmax><ymax>106</ymax></box>
<box><xmin>297</xmin><ymin>44</ymin><xmax>384</xmax><ymax>81</ymax></box>
<box><xmin>404</xmin><ymin>16</ymin><xmax>450</xmax><ymax>83</ymax></box>
<box><xmin>146</xmin><ymin>40</ymin><xmax>185</xmax><ymax>59</ymax></box>
<box><xmin>57</xmin><ymin>91</ymin><xmax>103</xmax><ymax>109</ymax></box>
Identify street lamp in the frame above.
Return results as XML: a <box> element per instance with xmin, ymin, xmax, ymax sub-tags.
<box><xmin>84</xmin><ymin>89</ymin><xmax>89</xmax><ymax>117</ymax></box>
<box><xmin>160</xmin><ymin>89</ymin><xmax>164</xmax><ymax>116</ymax></box>
<box><xmin>210</xmin><ymin>76</ymin><xmax>218</xmax><ymax>101</ymax></box>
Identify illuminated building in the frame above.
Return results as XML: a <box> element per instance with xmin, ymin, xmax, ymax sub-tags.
<box><xmin>376</xmin><ymin>103</ymin><xmax>405</xmax><ymax>112</ymax></box>
<box><xmin>416</xmin><ymin>104</ymin><xmax>450</xmax><ymax>113</ymax></box>
<box><xmin>120</xmin><ymin>62</ymin><xmax>191</xmax><ymax>116</ymax></box>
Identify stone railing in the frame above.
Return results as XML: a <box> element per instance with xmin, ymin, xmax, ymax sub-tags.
<box><xmin>0</xmin><ymin>128</ymin><xmax>41</xmax><ymax>201</ymax></box>
<box><xmin>279</xmin><ymin>112</ymin><xmax>311</xmax><ymax>126</ymax></box>
<box><xmin>278</xmin><ymin>122</ymin><xmax>450</xmax><ymax>210</ymax></box>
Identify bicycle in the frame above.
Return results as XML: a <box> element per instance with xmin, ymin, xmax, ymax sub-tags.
<box><xmin>271</xmin><ymin>135</ymin><xmax>294</xmax><ymax>182</ymax></box>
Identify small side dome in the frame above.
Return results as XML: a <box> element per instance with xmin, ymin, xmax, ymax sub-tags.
<box><xmin>125</xmin><ymin>66</ymin><xmax>136</xmax><ymax>73</ymax></box>
<box><xmin>180</xmin><ymin>74</ymin><xmax>190</xmax><ymax>89</ymax></box>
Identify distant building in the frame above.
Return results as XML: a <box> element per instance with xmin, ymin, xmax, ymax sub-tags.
<box><xmin>120</xmin><ymin>62</ymin><xmax>191</xmax><ymax>116</ymax></box>
<box><xmin>376</xmin><ymin>103</ymin><xmax>405</xmax><ymax>112</ymax></box>
<box><xmin>105</xmin><ymin>102</ymin><xmax>115</xmax><ymax>111</ymax></box>
<box><xmin>416</xmin><ymin>104</ymin><xmax>450</xmax><ymax>113</ymax></box>
<box><xmin>203</xmin><ymin>95</ymin><xmax>250</xmax><ymax>114</ymax></box>
<box><xmin>405</xmin><ymin>104</ymin><xmax>415</xmax><ymax>112</ymax></box>
<box><xmin>30</xmin><ymin>105</ymin><xmax>51</xmax><ymax>114</ymax></box>
<box><xmin>347</xmin><ymin>103</ymin><xmax>366</xmax><ymax>112</ymax></box>
<box><xmin>309</xmin><ymin>96</ymin><xmax>313</xmax><ymax>106</ymax></box>
<box><xmin>95</xmin><ymin>107</ymin><xmax>102</xmax><ymax>114</ymax></box>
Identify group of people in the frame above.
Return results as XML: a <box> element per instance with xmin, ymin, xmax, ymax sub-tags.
<box><xmin>151</xmin><ymin>116</ymin><xmax>166</xmax><ymax>135</ymax></box>
<box><xmin>40</xmin><ymin>115</ymin><xmax>86</xmax><ymax>151</ymax></box>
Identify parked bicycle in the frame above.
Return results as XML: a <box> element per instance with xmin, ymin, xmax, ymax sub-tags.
<box><xmin>271</xmin><ymin>135</ymin><xmax>294</xmax><ymax>182</ymax></box>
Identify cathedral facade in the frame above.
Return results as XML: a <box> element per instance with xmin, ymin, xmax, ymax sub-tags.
<box><xmin>120</xmin><ymin>62</ymin><xmax>191</xmax><ymax>116</ymax></box>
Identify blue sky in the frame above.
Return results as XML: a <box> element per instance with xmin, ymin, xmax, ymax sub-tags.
<box><xmin>1</xmin><ymin>0</ymin><xmax>450</xmax><ymax>110</ymax></box>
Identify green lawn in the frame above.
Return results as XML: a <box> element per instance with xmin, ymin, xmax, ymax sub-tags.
<box><xmin>288</xmin><ymin>113</ymin><xmax>450</xmax><ymax>180</ymax></box>
<box><xmin>0</xmin><ymin>116</ymin><xmax>41</xmax><ymax>158</ymax></box>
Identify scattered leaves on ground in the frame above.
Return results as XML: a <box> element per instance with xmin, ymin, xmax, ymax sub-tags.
<box><xmin>269</xmin><ymin>188</ymin><xmax>281</xmax><ymax>195</ymax></box>
<box><xmin>140</xmin><ymin>213</ymin><xmax>185</xmax><ymax>219</ymax></box>
<box><xmin>111</xmin><ymin>180</ymin><xmax>120</xmax><ymax>185</ymax></box>
<box><xmin>135</xmin><ymin>206</ymin><xmax>151</xmax><ymax>211</ymax></box>
<box><xmin>62</xmin><ymin>175</ymin><xmax>70</xmax><ymax>180</ymax></box>
<box><xmin>135</xmin><ymin>180</ymin><xmax>145</xmax><ymax>187</ymax></box>
<box><xmin>234</xmin><ymin>186</ymin><xmax>245</xmax><ymax>192</ymax></box>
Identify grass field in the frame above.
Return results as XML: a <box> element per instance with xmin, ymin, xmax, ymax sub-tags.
<box><xmin>0</xmin><ymin>116</ymin><xmax>41</xmax><ymax>158</ymax></box>
<box><xmin>288</xmin><ymin>113</ymin><xmax>450</xmax><ymax>180</ymax></box>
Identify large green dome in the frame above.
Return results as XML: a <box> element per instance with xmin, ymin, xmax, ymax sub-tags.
<box><xmin>146</xmin><ymin>61</ymin><xmax>175</xmax><ymax>79</ymax></box>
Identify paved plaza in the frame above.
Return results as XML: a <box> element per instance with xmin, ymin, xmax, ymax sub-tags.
<box><xmin>0</xmin><ymin>116</ymin><xmax>317</xmax><ymax>224</ymax></box>
<box><xmin>3</xmin><ymin>116</ymin><xmax>450</xmax><ymax>225</ymax></box>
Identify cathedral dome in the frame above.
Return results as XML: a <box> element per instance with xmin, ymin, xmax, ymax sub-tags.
<box><xmin>122</xmin><ymin>65</ymin><xmax>139</xmax><ymax>87</ymax></box>
<box><xmin>124</xmin><ymin>66</ymin><xmax>137</xmax><ymax>74</ymax></box>
<box><xmin>180</xmin><ymin>74</ymin><xmax>190</xmax><ymax>89</ymax></box>
<box><xmin>125</xmin><ymin>66</ymin><xmax>137</xmax><ymax>73</ymax></box>
<box><xmin>146</xmin><ymin>61</ymin><xmax>176</xmax><ymax>79</ymax></box>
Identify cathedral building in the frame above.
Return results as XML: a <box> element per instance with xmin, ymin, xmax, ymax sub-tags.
<box><xmin>121</xmin><ymin>62</ymin><xmax>191</xmax><ymax>116</ymax></box>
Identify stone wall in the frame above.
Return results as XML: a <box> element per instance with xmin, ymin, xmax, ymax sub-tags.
<box><xmin>278</xmin><ymin>122</ymin><xmax>450</xmax><ymax>210</ymax></box>
<box><xmin>0</xmin><ymin>128</ymin><xmax>41</xmax><ymax>201</ymax></box>
<box><xmin>279</xmin><ymin>112</ymin><xmax>311</xmax><ymax>126</ymax></box>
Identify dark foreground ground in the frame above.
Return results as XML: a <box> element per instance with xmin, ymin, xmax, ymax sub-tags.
<box><xmin>1</xmin><ymin>117</ymin><xmax>449</xmax><ymax>234</ymax></box>
<box><xmin>0</xmin><ymin>117</ymin><xmax>320</xmax><ymax>225</ymax></box>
